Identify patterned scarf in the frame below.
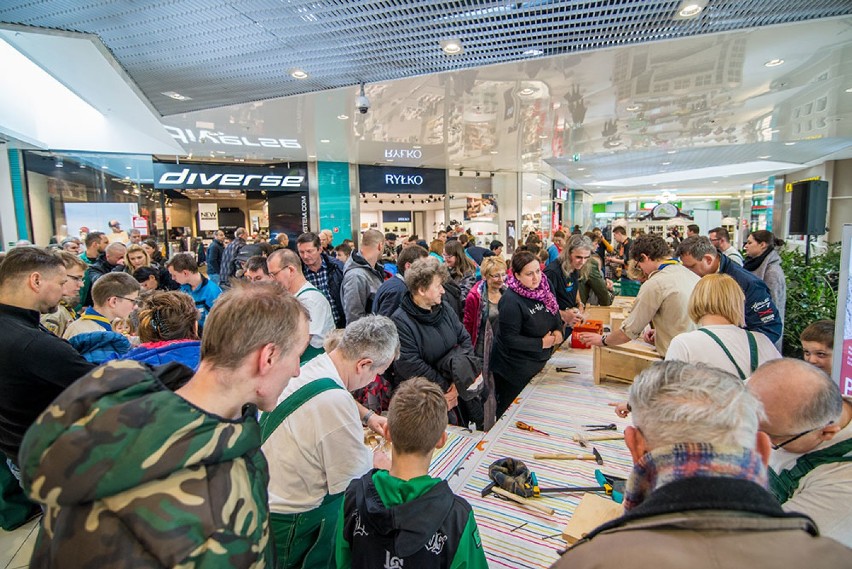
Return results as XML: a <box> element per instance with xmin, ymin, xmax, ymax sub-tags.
<box><xmin>623</xmin><ymin>442</ymin><xmax>767</xmax><ymax>511</ymax></box>
<box><xmin>505</xmin><ymin>272</ymin><xmax>559</xmax><ymax>315</ymax></box>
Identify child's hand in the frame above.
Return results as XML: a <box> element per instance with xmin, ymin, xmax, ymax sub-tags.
<box><xmin>609</xmin><ymin>401</ymin><xmax>630</xmax><ymax>418</ymax></box>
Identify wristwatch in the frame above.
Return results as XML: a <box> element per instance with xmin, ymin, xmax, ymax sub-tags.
<box><xmin>601</xmin><ymin>334</ymin><xmax>608</xmax><ymax>346</ymax></box>
<box><xmin>361</xmin><ymin>410</ymin><xmax>375</xmax><ymax>426</ymax></box>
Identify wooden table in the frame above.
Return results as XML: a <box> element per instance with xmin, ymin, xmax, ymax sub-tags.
<box><xmin>446</xmin><ymin>346</ymin><xmax>634</xmax><ymax>568</ymax></box>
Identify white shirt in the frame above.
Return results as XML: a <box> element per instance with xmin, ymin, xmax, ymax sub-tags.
<box><xmin>665</xmin><ymin>324</ymin><xmax>780</xmax><ymax>378</ymax></box>
<box><xmin>722</xmin><ymin>245</ymin><xmax>744</xmax><ymax>266</ymax></box>
<box><xmin>263</xmin><ymin>354</ymin><xmax>371</xmax><ymax>514</ymax></box>
<box><xmin>770</xmin><ymin>398</ymin><xmax>852</xmax><ymax>547</ymax></box>
<box><xmin>296</xmin><ymin>282</ymin><xmax>335</xmax><ymax>349</ymax></box>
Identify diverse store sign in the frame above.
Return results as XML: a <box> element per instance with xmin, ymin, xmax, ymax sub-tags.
<box><xmin>359</xmin><ymin>165</ymin><xmax>445</xmax><ymax>195</ymax></box>
<box><xmin>153</xmin><ymin>163</ymin><xmax>308</xmax><ymax>191</ymax></box>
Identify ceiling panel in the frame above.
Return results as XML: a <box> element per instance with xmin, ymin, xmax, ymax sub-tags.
<box><xmin>2</xmin><ymin>1</ymin><xmax>850</xmax><ymax>115</ymax></box>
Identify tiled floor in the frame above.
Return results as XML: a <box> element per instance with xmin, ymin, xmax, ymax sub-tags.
<box><xmin>0</xmin><ymin>517</ymin><xmax>39</xmax><ymax>569</ymax></box>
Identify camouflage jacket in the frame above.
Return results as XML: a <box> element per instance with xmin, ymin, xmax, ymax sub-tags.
<box><xmin>19</xmin><ymin>360</ymin><xmax>274</xmax><ymax>568</ymax></box>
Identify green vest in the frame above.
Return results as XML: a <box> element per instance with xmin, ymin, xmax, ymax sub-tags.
<box><xmin>768</xmin><ymin>437</ymin><xmax>852</xmax><ymax>503</ymax></box>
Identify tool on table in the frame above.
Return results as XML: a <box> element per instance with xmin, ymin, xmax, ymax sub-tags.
<box><xmin>534</xmin><ymin>447</ymin><xmax>604</xmax><ymax>465</ymax></box>
<box><xmin>536</xmin><ymin>471</ymin><xmax>626</xmax><ymax>503</ymax></box>
<box><xmin>516</xmin><ymin>421</ymin><xmax>550</xmax><ymax>436</ymax></box>
<box><xmin>484</xmin><ymin>458</ymin><xmax>555</xmax><ymax>515</ymax></box>
<box><xmin>582</xmin><ymin>423</ymin><xmax>617</xmax><ymax>431</ymax></box>
<box><xmin>574</xmin><ymin>431</ymin><xmax>625</xmax><ymax>447</ymax></box>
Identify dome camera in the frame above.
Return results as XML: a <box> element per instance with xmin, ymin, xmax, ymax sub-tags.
<box><xmin>356</xmin><ymin>82</ymin><xmax>370</xmax><ymax>114</ymax></box>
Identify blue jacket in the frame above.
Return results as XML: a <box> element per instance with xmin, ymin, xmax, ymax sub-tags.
<box><xmin>123</xmin><ymin>340</ymin><xmax>201</xmax><ymax>371</ymax></box>
<box><xmin>68</xmin><ymin>331</ymin><xmax>131</xmax><ymax>364</ymax></box>
<box><xmin>719</xmin><ymin>255</ymin><xmax>782</xmax><ymax>344</ymax></box>
<box><xmin>181</xmin><ymin>275</ymin><xmax>221</xmax><ymax>329</ymax></box>
<box><xmin>372</xmin><ymin>274</ymin><xmax>408</xmax><ymax>318</ymax></box>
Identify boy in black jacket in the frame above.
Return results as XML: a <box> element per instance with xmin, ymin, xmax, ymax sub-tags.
<box><xmin>336</xmin><ymin>377</ymin><xmax>488</xmax><ymax>568</ymax></box>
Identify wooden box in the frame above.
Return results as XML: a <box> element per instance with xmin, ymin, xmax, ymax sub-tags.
<box><xmin>593</xmin><ymin>340</ymin><xmax>661</xmax><ymax>385</ymax></box>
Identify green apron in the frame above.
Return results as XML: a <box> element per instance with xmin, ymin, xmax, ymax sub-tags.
<box><xmin>260</xmin><ymin>378</ymin><xmax>345</xmax><ymax>569</ymax></box>
<box><xmin>768</xmin><ymin>437</ymin><xmax>852</xmax><ymax>503</ymax></box>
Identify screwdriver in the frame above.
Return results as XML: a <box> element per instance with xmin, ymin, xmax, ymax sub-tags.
<box><xmin>516</xmin><ymin>421</ymin><xmax>550</xmax><ymax>436</ymax></box>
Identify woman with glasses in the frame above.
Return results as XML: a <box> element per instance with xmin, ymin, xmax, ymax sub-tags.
<box><xmin>463</xmin><ymin>256</ymin><xmax>507</xmax><ymax>430</ymax></box>
<box><xmin>491</xmin><ymin>251</ymin><xmax>563</xmax><ymax>416</ymax></box>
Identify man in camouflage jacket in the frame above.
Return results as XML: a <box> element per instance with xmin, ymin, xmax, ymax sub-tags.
<box><xmin>19</xmin><ymin>283</ymin><xmax>310</xmax><ymax>568</ymax></box>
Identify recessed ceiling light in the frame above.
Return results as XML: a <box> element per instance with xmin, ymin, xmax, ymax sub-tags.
<box><xmin>101</xmin><ymin>165</ymin><xmax>108</xmax><ymax>169</ymax></box>
<box><xmin>320</xmin><ymin>139</ymin><xmax>330</xmax><ymax>143</ymax></box>
<box><xmin>308</xmin><ymin>155</ymin><xmax>316</xmax><ymax>158</ymax></box>
<box><xmin>845</xmin><ymin>87</ymin><xmax>852</xmax><ymax>93</ymax></box>
<box><xmin>785</xmin><ymin>142</ymin><xmax>796</xmax><ymax>146</ymax></box>
<box><xmin>625</xmin><ymin>104</ymin><xmax>640</xmax><ymax>112</ymax></box>
<box><xmin>713</xmin><ymin>181</ymin><xmax>719</xmax><ymax>183</ymax></box>
<box><xmin>539</xmin><ymin>134</ymin><xmax>548</xmax><ymax>139</ymax></box>
<box><xmin>125</xmin><ymin>166</ymin><xmax>132</xmax><ymax>170</ymax></box>
<box><xmin>290</xmin><ymin>69</ymin><xmax>309</xmax><ymax>79</ymax></box>
<box><xmin>518</xmin><ymin>87</ymin><xmax>536</xmax><ymax>97</ymax></box>
<box><xmin>764</xmin><ymin>59</ymin><xmax>785</xmax><ymax>68</ymax></box>
<box><xmin>337</xmin><ymin>114</ymin><xmax>349</xmax><ymax>120</ymax></box>
<box><xmin>440</xmin><ymin>39</ymin><xmax>463</xmax><ymax>55</ymax></box>
<box><xmin>490</xmin><ymin>150</ymin><xmax>498</xmax><ymax>155</ymax></box>
<box><xmin>677</xmin><ymin>2</ymin><xmax>704</xmax><ymax>18</ymax></box>
<box><xmin>758</xmin><ymin>155</ymin><xmax>771</xmax><ymax>159</ymax></box>
<box><xmin>413</xmin><ymin>145</ymin><xmax>422</xmax><ymax>149</ymax></box>
<box><xmin>161</xmin><ymin>91</ymin><xmax>192</xmax><ymax>101</ymax></box>
<box><xmin>667</xmin><ymin>150</ymin><xmax>677</xmax><ymax>154</ymax></box>
<box><xmin>662</xmin><ymin>161</ymin><xmax>672</xmax><ymax>165</ymax></box>
<box><xmin>386</xmin><ymin>159</ymin><xmax>394</xmax><ymax>162</ymax></box>
<box><xmin>523</xmin><ymin>49</ymin><xmax>544</xmax><ymax>56</ymax></box>
<box><xmin>577</xmin><ymin>168</ymin><xmax>586</xmax><ymax>171</ymax></box>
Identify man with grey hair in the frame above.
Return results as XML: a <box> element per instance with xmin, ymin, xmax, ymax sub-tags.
<box><xmin>676</xmin><ymin>235</ymin><xmax>782</xmax><ymax>346</ymax></box>
<box><xmin>552</xmin><ymin>360</ymin><xmax>852</xmax><ymax>568</ymax></box>
<box><xmin>262</xmin><ymin>315</ymin><xmax>399</xmax><ymax>568</ymax></box>
<box><xmin>748</xmin><ymin>358</ymin><xmax>852</xmax><ymax>547</ymax></box>
<box><xmin>341</xmin><ymin>229</ymin><xmax>386</xmax><ymax>324</ymax></box>
<box><xmin>267</xmin><ymin>248</ymin><xmax>334</xmax><ymax>362</ymax></box>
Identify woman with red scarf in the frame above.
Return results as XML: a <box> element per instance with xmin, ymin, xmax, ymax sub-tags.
<box><xmin>491</xmin><ymin>250</ymin><xmax>563</xmax><ymax>416</ymax></box>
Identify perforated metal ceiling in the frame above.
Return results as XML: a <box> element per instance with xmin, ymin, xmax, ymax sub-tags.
<box><xmin>1</xmin><ymin>0</ymin><xmax>850</xmax><ymax>115</ymax></box>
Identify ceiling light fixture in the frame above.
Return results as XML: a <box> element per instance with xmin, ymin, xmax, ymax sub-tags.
<box><xmin>662</xmin><ymin>161</ymin><xmax>672</xmax><ymax>165</ymax></box>
<box><xmin>764</xmin><ymin>59</ymin><xmax>785</xmax><ymax>68</ymax></box>
<box><xmin>523</xmin><ymin>49</ymin><xmax>544</xmax><ymax>56</ymax></box>
<box><xmin>625</xmin><ymin>104</ymin><xmax>640</xmax><ymax>112</ymax></box>
<box><xmin>846</xmin><ymin>87</ymin><xmax>852</xmax><ymax>93</ymax></box>
<box><xmin>161</xmin><ymin>91</ymin><xmax>192</xmax><ymax>101</ymax></box>
<box><xmin>758</xmin><ymin>155</ymin><xmax>771</xmax><ymax>159</ymax></box>
<box><xmin>577</xmin><ymin>168</ymin><xmax>586</xmax><ymax>171</ymax></box>
<box><xmin>518</xmin><ymin>87</ymin><xmax>536</xmax><ymax>97</ymax></box>
<box><xmin>539</xmin><ymin>134</ymin><xmax>548</xmax><ymax>139</ymax></box>
<box><xmin>320</xmin><ymin>139</ymin><xmax>330</xmax><ymax>143</ymax></box>
<box><xmin>785</xmin><ymin>142</ymin><xmax>796</xmax><ymax>146</ymax></box>
<box><xmin>337</xmin><ymin>114</ymin><xmax>349</xmax><ymax>120</ymax></box>
<box><xmin>667</xmin><ymin>150</ymin><xmax>677</xmax><ymax>154</ymax></box>
<box><xmin>440</xmin><ymin>39</ymin><xmax>463</xmax><ymax>55</ymax></box>
<box><xmin>490</xmin><ymin>150</ymin><xmax>498</xmax><ymax>155</ymax></box>
<box><xmin>291</xmin><ymin>69</ymin><xmax>309</xmax><ymax>79</ymax></box>
<box><xmin>677</xmin><ymin>0</ymin><xmax>706</xmax><ymax>18</ymax></box>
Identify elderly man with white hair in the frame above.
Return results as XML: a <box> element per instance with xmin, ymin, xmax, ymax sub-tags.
<box><xmin>749</xmin><ymin>358</ymin><xmax>852</xmax><ymax>547</ymax></box>
<box><xmin>551</xmin><ymin>360</ymin><xmax>852</xmax><ymax>569</ymax></box>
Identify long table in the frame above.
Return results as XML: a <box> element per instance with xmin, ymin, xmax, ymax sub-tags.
<box><xmin>428</xmin><ymin>345</ymin><xmax>634</xmax><ymax>568</ymax></box>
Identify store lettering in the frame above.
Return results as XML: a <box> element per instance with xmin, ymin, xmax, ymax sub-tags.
<box><xmin>384</xmin><ymin>149</ymin><xmax>422</xmax><ymax>159</ymax></box>
<box><xmin>384</xmin><ymin>174</ymin><xmax>424</xmax><ymax>185</ymax></box>
<box><xmin>163</xmin><ymin>126</ymin><xmax>302</xmax><ymax>149</ymax></box>
<box><xmin>157</xmin><ymin>168</ymin><xmax>304</xmax><ymax>188</ymax></box>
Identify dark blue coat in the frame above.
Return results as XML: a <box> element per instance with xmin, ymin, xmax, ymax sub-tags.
<box><xmin>719</xmin><ymin>254</ymin><xmax>782</xmax><ymax>344</ymax></box>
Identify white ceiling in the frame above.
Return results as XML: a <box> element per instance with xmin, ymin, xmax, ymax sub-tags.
<box><xmin>1</xmin><ymin>9</ymin><xmax>851</xmax><ymax>200</ymax></box>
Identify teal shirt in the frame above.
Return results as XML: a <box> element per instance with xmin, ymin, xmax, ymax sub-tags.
<box><xmin>335</xmin><ymin>470</ymin><xmax>488</xmax><ymax>569</ymax></box>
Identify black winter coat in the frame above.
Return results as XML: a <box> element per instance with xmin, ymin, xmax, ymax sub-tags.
<box><xmin>390</xmin><ymin>293</ymin><xmax>474</xmax><ymax>392</ymax></box>
<box><xmin>490</xmin><ymin>288</ymin><xmax>562</xmax><ymax>385</ymax></box>
<box><xmin>544</xmin><ymin>261</ymin><xmax>579</xmax><ymax>311</ymax></box>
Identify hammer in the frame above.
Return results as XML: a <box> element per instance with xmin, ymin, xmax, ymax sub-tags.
<box><xmin>481</xmin><ymin>482</ymin><xmax>555</xmax><ymax>515</ymax></box>
<box><xmin>574</xmin><ymin>431</ymin><xmax>625</xmax><ymax>448</ymax></box>
<box><xmin>534</xmin><ymin>447</ymin><xmax>603</xmax><ymax>465</ymax></box>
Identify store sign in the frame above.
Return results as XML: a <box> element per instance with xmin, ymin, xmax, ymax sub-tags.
<box><xmin>359</xmin><ymin>165</ymin><xmax>445</xmax><ymax>195</ymax></box>
<box><xmin>163</xmin><ymin>126</ymin><xmax>302</xmax><ymax>149</ymax></box>
<box><xmin>382</xmin><ymin>211</ymin><xmax>412</xmax><ymax>223</ymax></box>
<box><xmin>268</xmin><ymin>191</ymin><xmax>310</xmax><ymax>241</ymax></box>
<box><xmin>651</xmin><ymin>203</ymin><xmax>679</xmax><ymax>219</ymax></box>
<box><xmin>197</xmin><ymin>203</ymin><xmax>219</xmax><ymax>231</ymax></box>
<box><xmin>153</xmin><ymin>163</ymin><xmax>308</xmax><ymax>190</ymax></box>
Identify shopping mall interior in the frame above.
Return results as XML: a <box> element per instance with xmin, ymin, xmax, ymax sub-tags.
<box><xmin>0</xmin><ymin>2</ymin><xmax>851</xmax><ymax>253</ymax></box>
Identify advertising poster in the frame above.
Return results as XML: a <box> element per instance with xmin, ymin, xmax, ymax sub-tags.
<box><xmin>464</xmin><ymin>194</ymin><xmax>498</xmax><ymax>221</ymax></box>
<box><xmin>197</xmin><ymin>203</ymin><xmax>219</xmax><ymax>231</ymax></box>
<box><xmin>268</xmin><ymin>191</ymin><xmax>310</xmax><ymax>244</ymax></box>
<box><xmin>506</xmin><ymin>220</ymin><xmax>516</xmax><ymax>255</ymax></box>
<box><xmin>836</xmin><ymin>225</ymin><xmax>852</xmax><ymax>396</ymax></box>
<box><xmin>64</xmin><ymin>202</ymin><xmax>139</xmax><ymax>236</ymax></box>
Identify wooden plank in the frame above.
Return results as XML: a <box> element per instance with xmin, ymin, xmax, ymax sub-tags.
<box><xmin>594</xmin><ymin>342</ymin><xmax>662</xmax><ymax>385</ymax></box>
<box><xmin>563</xmin><ymin>493</ymin><xmax>624</xmax><ymax>544</ymax></box>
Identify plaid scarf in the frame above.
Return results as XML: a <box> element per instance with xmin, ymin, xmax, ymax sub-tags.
<box><xmin>623</xmin><ymin>442</ymin><xmax>767</xmax><ymax>511</ymax></box>
<box><xmin>505</xmin><ymin>272</ymin><xmax>559</xmax><ymax>315</ymax></box>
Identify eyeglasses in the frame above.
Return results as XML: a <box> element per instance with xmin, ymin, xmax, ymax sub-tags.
<box><xmin>116</xmin><ymin>296</ymin><xmax>140</xmax><ymax>306</ymax></box>
<box><xmin>268</xmin><ymin>266</ymin><xmax>287</xmax><ymax>278</ymax></box>
<box><xmin>487</xmin><ymin>272</ymin><xmax>507</xmax><ymax>280</ymax></box>
<box><xmin>769</xmin><ymin>422</ymin><xmax>832</xmax><ymax>450</ymax></box>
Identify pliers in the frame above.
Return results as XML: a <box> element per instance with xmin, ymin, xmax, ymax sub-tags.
<box><xmin>583</xmin><ymin>423</ymin><xmax>617</xmax><ymax>431</ymax></box>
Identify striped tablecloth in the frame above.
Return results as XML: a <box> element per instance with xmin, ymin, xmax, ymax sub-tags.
<box><xmin>429</xmin><ymin>425</ymin><xmax>485</xmax><ymax>484</ymax></box>
<box><xmin>453</xmin><ymin>346</ymin><xmax>634</xmax><ymax>568</ymax></box>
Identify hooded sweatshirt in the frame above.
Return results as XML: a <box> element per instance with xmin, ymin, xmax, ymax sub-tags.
<box><xmin>337</xmin><ymin>469</ymin><xmax>487</xmax><ymax>569</ymax></box>
<box><xmin>341</xmin><ymin>251</ymin><xmax>386</xmax><ymax>324</ymax></box>
<box><xmin>19</xmin><ymin>360</ymin><xmax>274</xmax><ymax>569</ymax></box>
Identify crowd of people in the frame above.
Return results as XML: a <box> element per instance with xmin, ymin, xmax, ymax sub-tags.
<box><xmin>0</xmin><ymin>219</ymin><xmax>848</xmax><ymax>568</ymax></box>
